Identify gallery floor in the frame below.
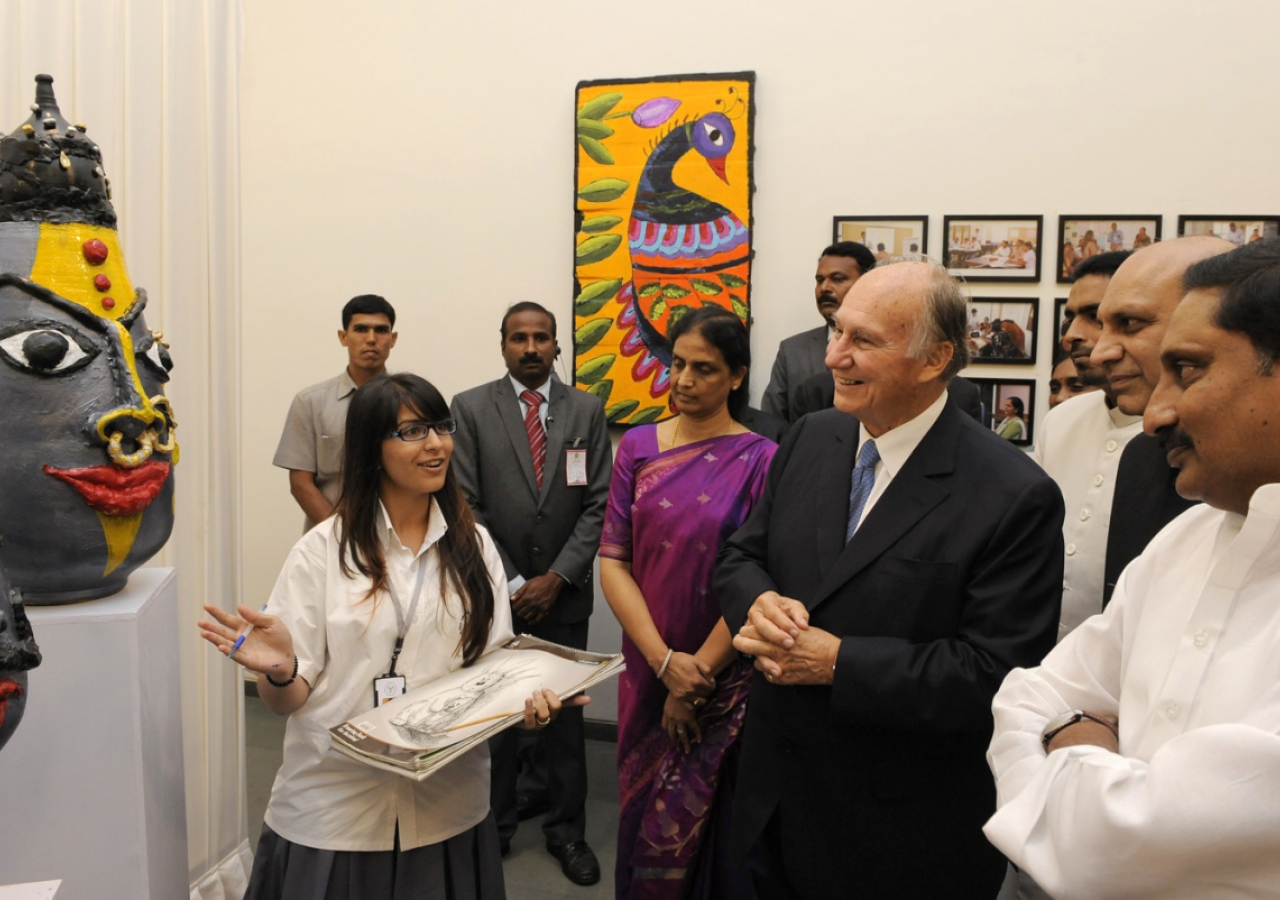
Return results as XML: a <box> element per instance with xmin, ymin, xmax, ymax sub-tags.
<box><xmin>246</xmin><ymin>693</ymin><xmax>621</xmax><ymax>898</ymax></box>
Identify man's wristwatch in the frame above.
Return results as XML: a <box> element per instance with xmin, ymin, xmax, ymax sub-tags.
<box><xmin>1041</xmin><ymin>709</ymin><xmax>1118</xmax><ymax>751</ymax></box>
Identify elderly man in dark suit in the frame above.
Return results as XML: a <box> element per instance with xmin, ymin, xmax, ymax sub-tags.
<box><xmin>450</xmin><ymin>301</ymin><xmax>612</xmax><ymax>885</ymax></box>
<box><xmin>761</xmin><ymin>241</ymin><xmax>877</xmax><ymax>423</ymax></box>
<box><xmin>715</xmin><ymin>260</ymin><xmax>1064</xmax><ymax>899</ymax></box>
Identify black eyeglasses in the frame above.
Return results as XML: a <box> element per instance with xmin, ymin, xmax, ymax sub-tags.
<box><xmin>386</xmin><ymin>419</ymin><xmax>458</xmax><ymax>442</ymax></box>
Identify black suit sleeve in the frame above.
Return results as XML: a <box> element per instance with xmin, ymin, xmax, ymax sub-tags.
<box><xmin>450</xmin><ymin>392</ymin><xmax>518</xmax><ymax>579</ymax></box>
<box><xmin>715</xmin><ymin>417</ymin><xmax>806</xmax><ymax>633</ymax></box>
<box><xmin>830</xmin><ymin>475</ymin><xmax>1064</xmax><ymax>731</ymax></box>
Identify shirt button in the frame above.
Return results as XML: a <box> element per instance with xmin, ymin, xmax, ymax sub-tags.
<box><xmin>536</xmin><ymin>514</ymin><xmax>544</xmax><ymax>524</ymax></box>
<box><xmin>1194</xmin><ymin>631</ymin><xmax>1208</xmax><ymax>648</ymax></box>
<box><xmin>1066</xmin><ymin>543</ymin><xmax>1077</xmax><ymax>556</ymax></box>
<box><xmin>532</xmin><ymin>547</ymin><xmax>541</xmax><ymax>555</ymax></box>
<box><xmin>1093</xmin><ymin>474</ymin><xmax>1105</xmax><ymax>487</ymax></box>
<box><xmin>1106</xmin><ymin>440</ymin><xmax>1118</xmax><ymax>452</ymax></box>
<box><xmin>1165</xmin><ymin>702</ymin><xmax>1180</xmax><ymax>719</ymax></box>
<box><xmin>1079</xmin><ymin>508</ymin><xmax>1091</xmax><ymax>521</ymax></box>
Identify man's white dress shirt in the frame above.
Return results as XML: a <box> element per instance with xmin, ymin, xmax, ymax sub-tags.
<box><xmin>1033</xmin><ymin>391</ymin><xmax>1142</xmax><ymax>640</ymax></box>
<box><xmin>985</xmin><ymin>483</ymin><xmax>1280</xmax><ymax>899</ymax></box>
<box><xmin>851</xmin><ymin>390</ymin><xmax>947</xmax><ymax>535</ymax></box>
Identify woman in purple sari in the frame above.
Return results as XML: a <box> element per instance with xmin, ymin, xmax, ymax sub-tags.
<box><xmin>602</xmin><ymin>307</ymin><xmax>776</xmax><ymax>899</ymax></box>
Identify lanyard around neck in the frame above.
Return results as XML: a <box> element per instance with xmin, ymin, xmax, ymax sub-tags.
<box><xmin>384</xmin><ymin>557</ymin><xmax>428</xmax><ymax>676</ymax></box>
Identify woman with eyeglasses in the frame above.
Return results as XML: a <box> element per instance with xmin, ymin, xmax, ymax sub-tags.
<box><xmin>199</xmin><ymin>373</ymin><xmax>579</xmax><ymax>900</ymax></box>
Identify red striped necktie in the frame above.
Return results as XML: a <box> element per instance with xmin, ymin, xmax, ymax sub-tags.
<box><xmin>520</xmin><ymin>390</ymin><xmax>546</xmax><ymax>488</ymax></box>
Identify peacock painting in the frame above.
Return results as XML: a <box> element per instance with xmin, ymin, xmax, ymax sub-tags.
<box><xmin>573</xmin><ymin>73</ymin><xmax>755</xmax><ymax>425</ymax></box>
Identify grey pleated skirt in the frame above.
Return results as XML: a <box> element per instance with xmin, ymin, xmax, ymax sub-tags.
<box><xmin>245</xmin><ymin>812</ymin><xmax>507</xmax><ymax>900</ymax></box>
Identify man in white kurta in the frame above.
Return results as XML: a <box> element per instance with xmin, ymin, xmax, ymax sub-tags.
<box><xmin>986</xmin><ymin>236</ymin><xmax>1280</xmax><ymax>899</ymax></box>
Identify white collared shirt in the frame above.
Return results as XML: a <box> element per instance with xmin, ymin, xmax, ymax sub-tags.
<box><xmin>510</xmin><ymin>375</ymin><xmax>551</xmax><ymax>427</ymax></box>
<box><xmin>851</xmin><ymin>390</ymin><xmax>948</xmax><ymax>534</ymax></box>
<box><xmin>263</xmin><ymin>498</ymin><xmax>514</xmax><ymax>852</ymax></box>
<box><xmin>1033</xmin><ymin>391</ymin><xmax>1143</xmax><ymax>640</ymax></box>
<box><xmin>985</xmin><ymin>484</ymin><xmax>1280</xmax><ymax>898</ymax></box>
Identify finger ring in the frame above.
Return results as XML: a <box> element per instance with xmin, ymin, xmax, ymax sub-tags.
<box><xmin>765</xmin><ymin>674</ymin><xmax>775</xmax><ymax>683</ymax></box>
<box><xmin>535</xmin><ymin>715</ymin><xmax>551</xmax><ymax>728</ymax></box>
<box><xmin>691</xmin><ymin>698</ymin><xmax>706</xmax><ymax>708</ymax></box>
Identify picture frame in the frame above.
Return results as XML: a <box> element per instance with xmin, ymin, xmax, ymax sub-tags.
<box><xmin>1177</xmin><ymin>215</ymin><xmax>1279</xmax><ymax>247</ymax></box>
<box><xmin>1055</xmin><ymin>297</ymin><xmax>1068</xmax><ymax>341</ymax></box>
<box><xmin>968</xmin><ymin>377</ymin><xmax>1036</xmax><ymax>448</ymax></box>
<box><xmin>1057</xmin><ymin>215</ymin><xmax>1161</xmax><ymax>282</ymax></box>
<box><xmin>832</xmin><ymin>216</ymin><xmax>929</xmax><ymax>258</ymax></box>
<box><xmin>942</xmin><ymin>215</ymin><xmax>1043</xmax><ymax>282</ymax></box>
<box><xmin>961</xmin><ymin>298</ymin><xmax>1039</xmax><ymax>365</ymax></box>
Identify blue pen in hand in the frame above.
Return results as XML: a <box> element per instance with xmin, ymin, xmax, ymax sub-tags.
<box><xmin>229</xmin><ymin>604</ymin><xmax>268</xmax><ymax>659</ymax></box>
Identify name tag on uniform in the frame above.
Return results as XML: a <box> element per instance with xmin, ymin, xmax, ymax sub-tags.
<box><xmin>566</xmin><ymin>448</ymin><xmax>588</xmax><ymax>486</ymax></box>
<box><xmin>373</xmin><ymin>674</ymin><xmax>407</xmax><ymax>707</ymax></box>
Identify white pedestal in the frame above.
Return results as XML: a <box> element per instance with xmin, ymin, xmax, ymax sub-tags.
<box><xmin>0</xmin><ymin>569</ymin><xmax>188</xmax><ymax>900</ymax></box>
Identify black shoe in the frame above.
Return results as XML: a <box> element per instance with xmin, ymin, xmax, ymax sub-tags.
<box><xmin>517</xmin><ymin>793</ymin><xmax>551</xmax><ymax>821</ymax></box>
<box><xmin>547</xmin><ymin>840</ymin><xmax>601</xmax><ymax>886</ymax></box>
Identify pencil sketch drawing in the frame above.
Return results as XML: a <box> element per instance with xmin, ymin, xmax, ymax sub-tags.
<box><xmin>389</xmin><ymin>659</ymin><xmax>539</xmax><ymax>746</ymax></box>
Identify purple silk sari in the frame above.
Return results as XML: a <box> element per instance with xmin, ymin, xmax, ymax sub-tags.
<box><xmin>601</xmin><ymin>427</ymin><xmax>776</xmax><ymax>899</ymax></box>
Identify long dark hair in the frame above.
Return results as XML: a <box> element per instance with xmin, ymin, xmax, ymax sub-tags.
<box><xmin>667</xmin><ymin>305</ymin><xmax>752</xmax><ymax>420</ymax></box>
<box><xmin>334</xmin><ymin>373</ymin><xmax>495</xmax><ymax>665</ymax></box>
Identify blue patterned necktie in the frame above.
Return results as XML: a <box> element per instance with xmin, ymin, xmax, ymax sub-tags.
<box><xmin>845</xmin><ymin>440</ymin><xmax>880</xmax><ymax>543</ymax></box>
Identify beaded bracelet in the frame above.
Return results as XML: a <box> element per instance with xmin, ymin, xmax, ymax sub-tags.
<box><xmin>265</xmin><ymin>654</ymin><xmax>299</xmax><ymax>688</ymax></box>
<box><xmin>655</xmin><ymin>648</ymin><xmax>673</xmax><ymax>680</ymax></box>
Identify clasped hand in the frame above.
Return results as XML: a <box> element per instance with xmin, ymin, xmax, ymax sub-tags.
<box><xmin>732</xmin><ymin>591</ymin><xmax>839</xmax><ymax>686</ymax></box>
<box><xmin>511</xmin><ymin>573</ymin><xmax>564</xmax><ymax>625</ymax></box>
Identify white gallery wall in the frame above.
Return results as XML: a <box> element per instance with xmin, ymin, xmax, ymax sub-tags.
<box><xmin>240</xmin><ymin>1</ymin><xmax>1280</xmax><ymax>722</ymax></box>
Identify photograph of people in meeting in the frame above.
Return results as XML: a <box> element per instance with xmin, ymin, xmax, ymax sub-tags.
<box><xmin>1178</xmin><ymin>215</ymin><xmax>1279</xmax><ymax>246</ymax></box>
<box><xmin>833</xmin><ymin>216</ymin><xmax>928</xmax><ymax>258</ymax></box>
<box><xmin>971</xmin><ymin>377</ymin><xmax>1036</xmax><ymax>447</ymax></box>
<box><xmin>963</xmin><ymin>299</ymin><xmax>1037</xmax><ymax>363</ymax></box>
<box><xmin>944</xmin><ymin>216</ymin><xmax>1042</xmax><ymax>281</ymax></box>
<box><xmin>1058</xmin><ymin>216</ymin><xmax>1160</xmax><ymax>281</ymax></box>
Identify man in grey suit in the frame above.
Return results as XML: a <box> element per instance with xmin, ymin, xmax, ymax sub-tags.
<box><xmin>450</xmin><ymin>301</ymin><xmax>612</xmax><ymax>885</ymax></box>
<box><xmin>761</xmin><ymin>241</ymin><xmax>877</xmax><ymax>423</ymax></box>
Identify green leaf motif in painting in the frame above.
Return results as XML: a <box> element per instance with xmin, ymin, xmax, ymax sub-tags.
<box><xmin>637</xmin><ymin>283</ymin><xmax>661</xmax><ymax>298</ymax></box>
<box><xmin>587</xmin><ymin>379</ymin><xmax>613</xmax><ymax>404</ymax></box>
<box><xmin>667</xmin><ymin>304</ymin><xmax>692</xmax><ymax>328</ymax></box>
<box><xmin>578</xmin><ymin>92</ymin><xmax>623</xmax><ymax>121</ymax></box>
<box><xmin>580</xmin><ymin>215</ymin><xmax>623</xmax><ymax>235</ymax></box>
<box><xmin>576</xmin><ymin>354</ymin><xmax>616</xmax><ymax>386</ymax></box>
<box><xmin>628</xmin><ymin>406</ymin><xmax>666</xmax><ymax>425</ymax></box>
<box><xmin>719</xmin><ymin>273</ymin><xmax>748</xmax><ymax>288</ymax></box>
<box><xmin>574</xmin><ymin>317</ymin><xmax>614</xmax><ymax>353</ymax></box>
<box><xmin>576</xmin><ymin>234</ymin><xmax>622</xmax><ymax>265</ymax></box>
<box><xmin>649</xmin><ymin>298</ymin><xmax>668</xmax><ymax>320</ymax></box>
<box><xmin>690</xmin><ymin>278</ymin><xmax>722</xmax><ymax>296</ymax></box>
<box><xmin>730</xmin><ymin>294</ymin><xmax>749</xmax><ymax>321</ymax></box>
<box><xmin>578</xmin><ymin>136</ymin><xmax>614</xmax><ymax>165</ymax></box>
<box><xmin>576</xmin><ymin>119</ymin><xmax>615</xmax><ymax>140</ymax></box>
<box><xmin>606</xmin><ymin>399</ymin><xmax>639</xmax><ymax>423</ymax></box>
<box><xmin>578</xmin><ymin>178</ymin><xmax>629</xmax><ymax>203</ymax></box>
<box><xmin>575</xmin><ymin>279</ymin><xmax>622</xmax><ymax>315</ymax></box>
<box><xmin>661</xmin><ymin>284</ymin><xmax>690</xmax><ymax>299</ymax></box>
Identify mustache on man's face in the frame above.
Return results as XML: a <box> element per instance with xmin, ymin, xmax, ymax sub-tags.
<box><xmin>818</xmin><ymin>292</ymin><xmax>838</xmax><ymax>305</ymax></box>
<box><xmin>1160</xmin><ymin>428</ymin><xmax>1195</xmax><ymax>456</ymax></box>
<box><xmin>519</xmin><ymin>354</ymin><xmax>545</xmax><ymax>365</ymax></box>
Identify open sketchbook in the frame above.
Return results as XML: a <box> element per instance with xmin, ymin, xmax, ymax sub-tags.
<box><xmin>330</xmin><ymin>634</ymin><xmax>624</xmax><ymax>781</ymax></box>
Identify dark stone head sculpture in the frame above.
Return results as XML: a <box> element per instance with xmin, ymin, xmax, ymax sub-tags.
<box><xmin>0</xmin><ymin>75</ymin><xmax>177</xmax><ymax>603</ymax></box>
<box><xmin>0</xmin><ymin>559</ymin><xmax>41</xmax><ymax>752</ymax></box>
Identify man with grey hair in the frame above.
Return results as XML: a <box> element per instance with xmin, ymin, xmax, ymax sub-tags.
<box><xmin>715</xmin><ymin>260</ymin><xmax>1065</xmax><ymax>899</ymax></box>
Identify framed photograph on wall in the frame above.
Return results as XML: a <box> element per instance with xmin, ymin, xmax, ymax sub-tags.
<box><xmin>962</xmin><ymin>298</ymin><xmax>1039</xmax><ymax>365</ymax></box>
<box><xmin>1177</xmin><ymin>215</ymin><xmax>1279</xmax><ymax>246</ymax></box>
<box><xmin>832</xmin><ymin>216</ymin><xmax>928</xmax><ymax>258</ymax></box>
<box><xmin>943</xmin><ymin>215</ymin><xmax>1043</xmax><ymax>282</ymax></box>
<box><xmin>1055</xmin><ymin>297</ymin><xmax>1068</xmax><ymax>342</ymax></box>
<box><xmin>1057</xmin><ymin>215</ymin><xmax>1161</xmax><ymax>282</ymax></box>
<box><xmin>968</xmin><ymin>377</ymin><xmax>1036</xmax><ymax>447</ymax></box>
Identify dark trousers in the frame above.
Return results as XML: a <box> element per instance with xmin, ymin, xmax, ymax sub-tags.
<box><xmin>489</xmin><ymin>617</ymin><xmax>589</xmax><ymax>847</ymax></box>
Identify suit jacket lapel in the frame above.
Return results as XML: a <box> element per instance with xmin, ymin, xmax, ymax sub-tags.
<box><xmin>540</xmin><ymin>381</ymin><xmax>568</xmax><ymax>506</ymax></box>
<box><xmin>808</xmin><ymin>404</ymin><xmax>960</xmax><ymax>614</ymax></box>
<box><xmin>494</xmin><ymin>378</ymin><xmax>540</xmax><ymax>498</ymax></box>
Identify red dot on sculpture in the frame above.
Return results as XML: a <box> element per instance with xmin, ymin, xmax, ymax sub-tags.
<box><xmin>102</xmin><ymin>296</ymin><xmax>116</xmax><ymax>310</ymax></box>
<box><xmin>93</xmin><ymin>274</ymin><xmax>111</xmax><ymax>292</ymax></box>
<box><xmin>83</xmin><ymin>239</ymin><xmax>109</xmax><ymax>265</ymax></box>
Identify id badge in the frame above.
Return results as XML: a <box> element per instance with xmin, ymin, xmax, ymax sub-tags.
<box><xmin>566</xmin><ymin>448</ymin><xmax>588</xmax><ymax>486</ymax></box>
<box><xmin>373</xmin><ymin>674</ymin><xmax>407</xmax><ymax>707</ymax></box>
